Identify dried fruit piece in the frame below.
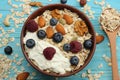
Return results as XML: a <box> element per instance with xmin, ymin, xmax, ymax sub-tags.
<box><xmin>43</xmin><ymin>47</ymin><xmax>56</xmax><ymax>60</ymax></box>
<box><xmin>38</xmin><ymin>16</ymin><xmax>46</xmax><ymax>28</ymax></box>
<box><xmin>55</xmin><ymin>24</ymin><xmax>66</xmax><ymax>35</ymax></box>
<box><xmin>80</xmin><ymin>0</ymin><xmax>87</xmax><ymax>7</ymax></box>
<box><xmin>74</xmin><ymin>20</ymin><xmax>88</xmax><ymax>36</ymax></box>
<box><xmin>16</xmin><ymin>72</ymin><xmax>30</xmax><ymax>80</ymax></box>
<box><xmin>29</xmin><ymin>2</ymin><xmax>43</xmax><ymax>7</ymax></box>
<box><xmin>51</xmin><ymin>9</ymin><xmax>62</xmax><ymax>19</ymax></box>
<box><xmin>70</xmin><ymin>41</ymin><xmax>82</xmax><ymax>53</ymax></box>
<box><xmin>63</xmin><ymin>14</ymin><xmax>73</xmax><ymax>25</ymax></box>
<box><xmin>46</xmin><ymin>26</ymin><xmax>54</xmax><ymax>38</ymax></box>
<box><xmin>96</xmin><ymin>35</ymin><xmax>104</xmax><ymax>44</ymax></box>
<box><xmin>26</xmin><ymin>19</ymin><xmax>38</xmax><ymax>32</ymax></box>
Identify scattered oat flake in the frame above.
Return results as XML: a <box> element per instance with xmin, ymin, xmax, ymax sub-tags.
<box><xmin>98</xmin><ymin>63</ymin><xmax>103</xmax><ymax>68</ymax></box>
<box><xmin>102</xmin><ymin>54</ymin><xmax>112</xmax><ymax>66</ymax></box>
<box><xmin>77</xmin><ymin>0</ymin><xmax>80</xmax><ymax>2</ymax></box>
<box><xmin>16</xmin><ymin>43</ymin><xmax>20</xmax><ymax>46</ymax></box>
<box><xmin>0</xmin><ymin>27</ymin><xmax>15</xmax><ymax>48</ymax></box>
<box><xmin>0</xmin><ymin>14</ymin><xmax>2</xmax><ymax>18</ymax></box>
<box><xmin>0</xmin><ymin>54</ymin><xmax>12</xmax><ymax>79</ymax></box>
<box><xmin>81</xmin><ymin>69</ymin><xmax>104</xmax><ymax>80</ymax></box>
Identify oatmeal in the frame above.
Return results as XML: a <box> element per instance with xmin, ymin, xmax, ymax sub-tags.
<box><xmin>23</xmin><ymin>9</ymin><xmax>93</xmax><ymax>74</ymax></box>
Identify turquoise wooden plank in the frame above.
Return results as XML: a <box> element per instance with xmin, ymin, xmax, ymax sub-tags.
<box><xmin>0</xmin><ymin>0</ymin><xmax>120</xmax><ymax>80</ymax></box>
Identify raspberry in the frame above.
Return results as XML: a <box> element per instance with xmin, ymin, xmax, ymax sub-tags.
<box><xmin>26</xmin><ymin>19</ymin><xmax>38</xmax><ymax>32</ymax></box>
<box><xmin>70</xmin><ymin>41</ymin><xmax>82</xmax><ymax>53</ymax></box>
<box><xmin>43</xmin><ymin>47</ymin><xmax>56</xmax><ymax>60</ymax></box>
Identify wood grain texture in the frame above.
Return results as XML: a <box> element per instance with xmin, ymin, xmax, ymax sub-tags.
<box><xmin>0</xmin><ymin>0</ymin><xmax>120</xmax><ymax>80</ymax></box>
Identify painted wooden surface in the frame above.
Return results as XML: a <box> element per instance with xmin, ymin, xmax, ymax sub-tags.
<box><xmin>0</xmin><ymin>0</ymin><xmax>120</xmax><ymax>80</ymax></box>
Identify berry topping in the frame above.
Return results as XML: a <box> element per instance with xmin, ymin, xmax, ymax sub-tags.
<box><xmin>50</xmin><ymin>18</ymin><xmax>58</xmax><ymax>26</ymax></box>
<box><xmin>70</xmin><ymin>41</ymin><xmax>82</xmax><ymax>53</ymax></box>
<box><xmin>26</xmin><ymin>39</ymin><xmax>35</xmax><ymax>48</ymax></box>
<box><xmin>63</xmin><ymin>43</ymin><xmax>71</xmax><ymax>52</ymax></box>
<box><xmin>4</xmin><ymin>46</ymin><xmax>13</xmax><ymax>55</ymax></box>
<box><xmin>52</xmin><ymin>32</ymin><xmax>63</xmax><ymax>43</ymax></box>
<box><xmin>26</xmin><ymin>19</ymin><xmax>38</xmax><ymax>32</ymax></box>
<box><xmin>70</xmin><ymin>56</ymin><xmax>79</xmax><ymax>66</ymax></box>
<box><xmin>43</xmin><ymin>47</ymin><xmax>56</xmax><ymax>60</ymax></box>
<box><xmin>60</xmin><ymin>0</ymin><xmax>67</xmax><ymax>4</ymax></box>
<box><xmin>84</xmin><ymin>39</ymin><xmax>93</xmax><ymax>49</ymax></box>
<box><xmin>37</xmin><ymin>30</ymin><xmax>46</xmax><ymax>39</ymax></box>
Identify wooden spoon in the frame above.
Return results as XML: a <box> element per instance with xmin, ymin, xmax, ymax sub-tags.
<box><xmin>100</xmin><ymin>8</ymin><xmax>120</xmax><ymax>80</ymax></box>
<box><xmin>102</xmin><ymin>26</ymin><xmax>120</xmax><ymax>80</ymax></box>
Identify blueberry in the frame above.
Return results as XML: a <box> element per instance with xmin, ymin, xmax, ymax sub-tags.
<box><xmin>50</xmin><ymin>18</ymin><xmax>58</xmax><ymax>26</ymax></box>
<box><xmin>4</xmin><ymin>46</ymin><xmax>13</xmax><ymax>55</ymax></box>
<box><xmin>37</xmin><ymin>30</ymin><xmax>46</xmax><ymax>39</ymax></box>
<box><xmin>70</xmin><ymin>56</ymin><xmax>79</xmax><ymax>66</ymax></box>
<box><xmin>26</xmin><ymin>39</ymin><xmax>35</xmax><ymax>48</ymax></box>
<box><xmin>84</xmin><ymin>39</ymin><xmax>93</xmax><ymax>49</ymax></box>
<box><xmin>53</xmin><ymin>33</ymin><xmax>63</xmax><ymax>43</ymax></box>
<box><xmin>60</xmin><ymin>0</ymin><xmax>67</xmax><ymax>4</ymax></box>
<box><xmin>63</xmin><ymin>43</ymin><xmax>71</xmax><ymax>52</ymax></box>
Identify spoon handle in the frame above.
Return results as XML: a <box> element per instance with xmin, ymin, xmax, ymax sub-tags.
<box><xmin>108</xmin><ymin>34</ymin><xmax>119</xmax><ymax>80</ymax></box>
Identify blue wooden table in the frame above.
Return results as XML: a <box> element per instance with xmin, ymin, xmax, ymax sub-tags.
<box><xmin>0</xmin><ymin>0</ymin><xmax>120</xmax><ymax>80</ymax></box>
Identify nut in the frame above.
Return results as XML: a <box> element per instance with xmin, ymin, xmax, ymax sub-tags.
<box><xmin>46</xmin><ymin>26</ymin><xmax>54</xmax><ymax>38</ymax></box>
<box><xmin>38</xmin><ymin>16</ymin><xmax>46</xmax><ymax>28</ymax></box>
<box><xmin>3</xmin><ymin>15</ymin><xmax>11</xmax><ymax>26</ymax></box>
<box><xmin>16</xmin><ymin>72</ymin><xmax>30</xmax><ymax>80</ymax></box>
<box><xmin>51</xmin><ymin>9</ymin><xmax>62</xmax><ymax>19</ymax></box>
<box><xmin>96</xmin><ymin>35</ymin><xmax>104</xmax><ymax>44</ymax></box>
<box><xmin>63</xmin><ymin>14</ymin><xmax>73</xmax><ymax>25</ymax></box>
<box><xmin>55</xmin><ymin>24</ymin><xmax>66</xmax><ymax>35</ymax></box>
<box><xmin>29</xmin><ymin>2</ymin><xmax>43</xmax><ymax>7</ymax></box>
<box><xmin>74</xmin><ymin>20</ymin><xmax>88</xmax><ymax>36</ymax></box>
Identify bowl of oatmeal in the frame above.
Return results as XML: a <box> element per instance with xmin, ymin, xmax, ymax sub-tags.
<box><xmin>21</xmin><ymin>4</ymin><xmax>96</xmax><ymax>77</ymax></box>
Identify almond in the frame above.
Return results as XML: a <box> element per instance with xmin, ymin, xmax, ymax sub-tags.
<box><xmin>96</xmin><ymin>35</ymin><xmax>104</xmax><ymax>44</ymax></box>
<box><xmin>63</xmin><ymin>14</ymin><xmax>73</xmax><ymax>25</ymax></box>
<box><xmin>16</xmin><ymin>72</ymin><xmax>30</xmax><ymax>80</ymax></box>
<box><xmin>46</xmin><ymin>26</ymin><xmax>54</xmax><ymax>38</ymax></box>
<box><xmin>55</xmin><ymin>24</ymin><xmax>66</xmax><ymax>35</ymax></box>
<box><xmin>38</xmin><ymin>16</ymin><xmax>46</xmax><ymax>28</ymax></box>
<box><xmin>29</xmin><ymin>2</ymin><xmax>43</xmax><ymax>7</ymax></box>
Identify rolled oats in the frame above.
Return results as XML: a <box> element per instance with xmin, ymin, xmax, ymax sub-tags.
<box><xmin>100</xmin><ymin>8</ymin><xmax>120</xmax><ymax>32</ymax></box>
<box><xmin>0</xmin><ymin>54</ymin><xmax>12</xmax><ymax>79</ymax></box>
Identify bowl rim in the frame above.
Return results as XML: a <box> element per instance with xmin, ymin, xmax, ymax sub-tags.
<box><xmin>20</xmin><ymin>4</ymin><xmax>96</xmax><ymax>77</ymax></box>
